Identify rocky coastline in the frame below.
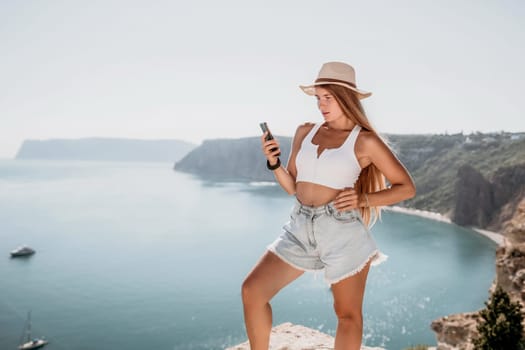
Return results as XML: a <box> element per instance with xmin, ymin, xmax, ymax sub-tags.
<box><xmin>386</xmin><ymin>206</ymin><xmax>504</xmax><ymax>246</ymax></box>
<box><xmin>430</xmin><ymin>198</ymin><xmax>525</xmax><ymax>350</ymax></box>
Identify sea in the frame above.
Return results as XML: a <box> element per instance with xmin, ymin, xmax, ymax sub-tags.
<box><xmin>0</xmin><ymin>160</ymin><xmax>497</xmax><ymax>350</ymax></box>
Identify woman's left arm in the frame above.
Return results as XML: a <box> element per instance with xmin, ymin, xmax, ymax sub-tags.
<box><xmin>357</xmin><ymin>132</ymin><xmax>416</xmax><ymax>207</ymax></box>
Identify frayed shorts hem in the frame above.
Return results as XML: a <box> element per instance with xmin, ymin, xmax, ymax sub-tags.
<box><xmin>266</xmin><ymin>246</ymin><xmax>322</xmax><ymax>273</ymax></box>
<box><xmin>267</xmin><ymin>246</ymin><xmax>388</xmax><ymax>285</ymax></box>
<box><xmin>325</xmin><ymin>250</ymin><xmax>387</xmax><ymax>285</ymax></box>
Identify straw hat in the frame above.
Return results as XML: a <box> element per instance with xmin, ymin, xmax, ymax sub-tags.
<box><xmin>300</xmin><ymin>61</ymin><xmax>372</xmax><ymax>99</ymax></box>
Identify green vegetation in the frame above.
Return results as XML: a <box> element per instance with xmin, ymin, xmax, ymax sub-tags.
<box><xmin>394</xmin><ymin>135</ymin><xmax>525</xmax><ymax>214</ymax></box>
<box><xmin>473</xmin><ymin>287</ymin><xmax>524</xmax><ymax>350</ymax></box>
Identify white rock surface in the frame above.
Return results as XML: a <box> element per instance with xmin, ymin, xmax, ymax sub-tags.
<box><xmin>225</xmin><ymin>322</ymin><xmax>385</xmax><ymax>350</ymax></box>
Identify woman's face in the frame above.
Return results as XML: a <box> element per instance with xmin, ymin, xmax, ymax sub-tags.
<box><xmin>314</xmin><ymin>87</ymin><xmax>345</xmax><ymax>123</ymax></box>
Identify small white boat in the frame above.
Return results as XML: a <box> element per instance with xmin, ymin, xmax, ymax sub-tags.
<box><xmin>10</xmin><ymin>246</ymin><xmax>35</xmax><ymax>257</ymax></box>
<box><xmin>18</xmin><ymin>312</ymin><xmax>48</xmax><ymax>350</ymax></box>
<box><xmin>19</xmin><ymin>338</ymin><xmax>48</xmax><ymax>350</ymax></box>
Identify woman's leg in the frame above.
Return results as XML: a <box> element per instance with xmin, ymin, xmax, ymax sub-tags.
<box><xmin>331</xmin><ymin>260</ymin><xmax>372</xmax><ymax>350</ymax></box>
<box><xmin>241</xmin><ymin>251</ymin><xmax>304</xmax><ymax>350</ymax></box>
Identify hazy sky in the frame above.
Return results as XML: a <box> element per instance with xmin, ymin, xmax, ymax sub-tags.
<box><xmin>1</xmin><ymin>0</ymin><xmax>524</xmax><ymax>158</ymax></box>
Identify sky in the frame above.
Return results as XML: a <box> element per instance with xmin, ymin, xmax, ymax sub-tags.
<box><xmin>1</xmin><ymin>0</ymin><xmax>524</xmax><ymax>158</ymax></box>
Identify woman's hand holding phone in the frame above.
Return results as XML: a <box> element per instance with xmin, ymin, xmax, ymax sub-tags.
<box><xmin>259</xmin><ymin>122</ymin><xmax>281</xmax><ymax>167</ymax></box>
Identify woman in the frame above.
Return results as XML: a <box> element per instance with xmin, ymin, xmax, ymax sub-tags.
<box><xmin>241</xmin><ymin>61</ymin><xmax>416</xmax><ymax>350</ymax></box>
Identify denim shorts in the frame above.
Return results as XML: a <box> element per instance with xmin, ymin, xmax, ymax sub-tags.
<box><xmin>267</xmin><ymin>199</ymin><xmax>387</xmax><ymax>284</ymax></box>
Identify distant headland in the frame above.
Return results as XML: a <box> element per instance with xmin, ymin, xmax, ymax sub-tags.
<box><xmin>15</xmin><ymin>138</ymin><xmax>196</xmax><ymax>163</ymax></box>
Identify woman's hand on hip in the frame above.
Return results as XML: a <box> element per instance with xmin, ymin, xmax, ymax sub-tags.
<box><xmin>334</xmin><ymin>188</ymin><xmax>360</xmax><ymax>211</ymax></box>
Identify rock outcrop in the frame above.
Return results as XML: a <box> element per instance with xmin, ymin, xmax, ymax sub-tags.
<box><xmin>430</xmin><ymin>313</ymin><xmax>480</xmax><ymax>350</ymax></box>
<box><xmin>452</xmin><ymin>163</ymin><xmax>525</xmax><ymax>231</ymax></box>
<box><xmin>495</xmin><ymin>198</ymin><xmax>525</xmax><ymax>303</ymax></box>
<box><xmin>225</xmin><ymin>322</ymin><xmax>385</xmax><ymax>350</ymax></box>
<box><xmin>432</xmin><ymin>197</ymin><xmax>525</xmax><ymax>349</ymax></box>
<box><xmin>453</xmin><ymin>165</ymin><xmax>493</xmax><ymax>228</ymax></box>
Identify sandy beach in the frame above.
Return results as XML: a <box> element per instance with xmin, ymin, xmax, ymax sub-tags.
<box><xmin>386</xmin><ymin>206</ymin><xmax>504</xmax><ymax>246</ymax></box>
<box><xmin>386</xmin><ymin>205</ymin><xmax>452</xmax><ymax>223</ymax></box>
<box><xmin>470</xmin><ymin>228</ymin><xmax>505</xmax><ymax>246</ymax></box>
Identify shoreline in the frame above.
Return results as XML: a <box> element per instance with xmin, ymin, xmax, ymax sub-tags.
<box><xmin>386</xmin><ymin>206</ymin><xmax>504</xmax><ymax>246</ymax></box>
<box><xmin>470</xmin><ymin>228</ymin><xmax>505</xmax><ymax>246</ymax></box>
<box><xmin>386</xmin><ymin>205</ymin><xmax>452</xmax><ymax>223</ymax></box>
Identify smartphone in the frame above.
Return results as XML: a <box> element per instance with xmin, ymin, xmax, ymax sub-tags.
<box><xmin>259</xmin><ymin>122</ymin><xmax>281</xmax><ymax>156</ymax></box>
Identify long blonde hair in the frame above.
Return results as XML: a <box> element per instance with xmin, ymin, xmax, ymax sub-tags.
<box><xmin>322</xmin><ymin>84</ymin><xmax>386</xmax><ymax>226</ymax></box>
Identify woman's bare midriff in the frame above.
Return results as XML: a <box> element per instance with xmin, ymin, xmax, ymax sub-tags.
<box><xmin>295</xmin><ymin>182</ymin><xmax>343</xmax><ymax>207</ymax></box>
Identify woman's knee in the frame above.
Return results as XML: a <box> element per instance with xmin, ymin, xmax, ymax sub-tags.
<box><xmin>334</xmin><ymin>303</ymin><xmax>363</xmax><ymax>327</ymax></box>
<box><xmin>241</xmin><ymin>276</ymin><xmax>266</xmax><ymax>306</ymax></box>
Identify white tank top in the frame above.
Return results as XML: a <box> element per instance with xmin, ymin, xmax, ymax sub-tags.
<box><xmin>295</xmin><ymin>123</ymin><xmax>362</xmax><ymax>190</ymax></box>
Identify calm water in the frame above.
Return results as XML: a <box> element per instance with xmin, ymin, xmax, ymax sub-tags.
<box><xmin>0</xmin><ymin>160</ymin><xmax>496</xmax><ymax>350</ymax></box>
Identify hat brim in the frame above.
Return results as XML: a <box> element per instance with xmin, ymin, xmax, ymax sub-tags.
<box><xmin>299</xmin><ymin>82</ymin><xmax>372</xmax><ymax>99</ymax></box>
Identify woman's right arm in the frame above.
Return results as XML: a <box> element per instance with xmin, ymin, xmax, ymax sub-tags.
<box><xmin>261</xmin><ymin>123</ymin><xmax>313</xmax><ymax>195</ymax></box>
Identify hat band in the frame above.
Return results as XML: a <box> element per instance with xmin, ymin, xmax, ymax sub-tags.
<box><xmin>315</xmin><ymin>78</ymin><xmax>357</xmax><ymax>88</ymax></box>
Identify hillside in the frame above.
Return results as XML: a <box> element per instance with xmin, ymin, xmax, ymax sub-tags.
<box><xmin>388</xmin><ymin>133</ymin><xmax>525</xmax><ymax>212</ymax></box>
<box><xmin>174</xmin><ymin>131</ymin><xmax>525</xmax><ymax>230</ymax></box>
<box><xmin>16</xmin><ymin>138</ymin><xmax>196</xmax><ymax>163</ymax></box>
<box><xmin>388</xmin><ymin>132</ymin><xmax>525</xmax><ymax>229</ymax></box>
<box><xmin>174</xmin><ymin>136</ymin><xmax>292</xmax><ymax>181</ymax></box>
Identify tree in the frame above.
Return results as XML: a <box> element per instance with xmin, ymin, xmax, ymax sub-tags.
<box><xmin>474</xmin><ymin>287</ymin><xmax>524</xmax><ymax>350</ymax></box>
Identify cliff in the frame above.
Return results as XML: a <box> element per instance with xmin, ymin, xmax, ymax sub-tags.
<box><xmin>453</xmin><ymin>165</ymin><xmax>493</xmax><ymax>228</ymax></box>
<box><xmin>452</xmin><ymin>164</ymin><xmax>525</xmax><ymax>230</ymax></box>
<box><xmin>400</xmin><ymin>133</ymin><xmax>525</xmax><ymax>219</ymax></box>
<box><xmin>431</xmin><ymin>197</ymin><xmax>525</xmax><ymax>349</ymax></box>
<box><xmin>15</xmin><ymin>138</ymin><xmax>195</xmax><ymax>163</ymax></box>
<box><xmin>225</xmin><ymin>322</ymin><xmax>385</xmax><ymax>350</ymax></box>
<box><xmin>174</xmin><ymin>136</ymin><xmax>291</xmax><ymax>181</ymax></box>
